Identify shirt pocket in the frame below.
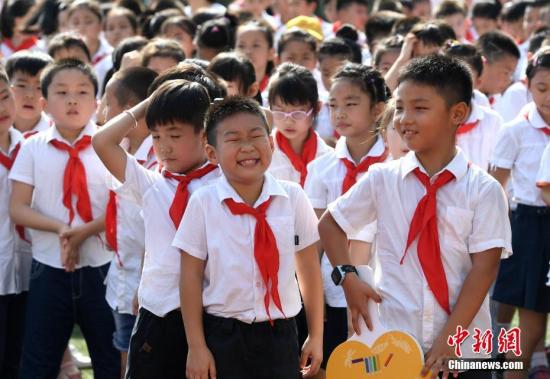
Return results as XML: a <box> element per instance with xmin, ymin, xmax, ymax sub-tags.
<box><xmin>441</xmin><ymin>206</ymin><xmax>475</xmax><ymax>253</ymax></box>
<box><xmin>268</xmin><ymin>216</ymin><xmax>295</xmax><ymax>255</ymax></box>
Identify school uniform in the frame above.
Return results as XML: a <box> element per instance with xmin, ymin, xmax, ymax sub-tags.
<box><xmin>0</xmin><ymin>36</ymin><xmax>41</xmax><ymax>61</ymax></box>
<box><xmin>0</xmin><ymin>127</ymin><xmax>26</xmax><ymax>379</ymax></box>
<box><xmin>105</xmin><ymin>136</ymin><xmax>155</xmax><ymax>352</ymax></box>
<box><xmin>536</xmin><ymin>144</ymin><xmax>550</xmax><ymax>287</ymax></box>
<box><xmin>304</xmin><ymin>136</ymin><xmax>387</xmax><ymax>367</ymax></box>
<box><xmin>329</xmin><ymin>148</ymin><xmax>512</xmax><ymax>359</ymax></box>
<box><xmin>172</xmin><ymin>173</ymin><xmax>319</xmax><ymax>378</ymax></box>
<box><xmin>9</xmin><ymin>122</ymin><xmax>119</xmax><ymax>379</ymax></box>
<box><xmin>315</xmin><ymin>100</ymin><xmax>335</xmax><ymax>141</ymax></box>
<box><xmin>269</xmin><ymin>128</ymin><xmax>332</xmax><ymax>186</ymax></box>
<box><xmin>92</xmin><ymin>37</ymin><xmax>114</xmax><ymax>97</ymax></box>
<box><xmin>115</xmin><ymin>155</ymin><xmax>220</xmax><ymax>379</ymax></box>
<box><xmin>492</xmin><ymin>81</ymin><xmax>532</xmax><ymax>124</ymax></box>
<box><xmin>456</xmin><ymin>100</ymin><xmax>503</xmax><ymax>171</ymax></box>
<box><xmin>472</xmin><ymin>89</ymin><xmax>490</xmax><ymax>108</ymax></box>
<box><xmin>491</xmin><ymin>102</ymin><xmax>550</xmax><ymax>313</ymax></box>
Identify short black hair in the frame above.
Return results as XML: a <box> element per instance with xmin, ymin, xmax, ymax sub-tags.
<box><xmin>411</xmin><ymin>23</ymin><xmax>447</xmax><ymax>47</ymax></box>
<box><xmin>205</xmin><ymin>96</ymin><xmax>269</xmax><ymax>146</ymax></box>
<box><xmin>268</xmin><ymin>63</ymin><xmax>319</xmax><ymax>111</ymax></box>
<box><xmin>444</xmin><ymin>42</ymin><xmax>484</xmax><ymax>77</ymax></box>
<box><xmin>397</xmin><ymin>55</ymin><xmax>472</xmax><ymax>107</ymax></box>
<box><xmin>148</xmin><ymin>62</ymin><xmax>227</xmax><ymax>99</ymax></box>
<box><xmin>336</xmin><ymin>0</ymin><xmax>368</xmax><ymax>11</ymax></box>
<box><xmin>500</xmin><ymin>1</ymin><xmax>527</xmax><ymax>23</ymax></box>
<box><xmin>333</xmin><ymin>63</ymin><xmax>391</xmax><ymax>104</ymax></box>
<box><xmin>5</xmin><ymin>51</ymin><xmax>53</xmax><ymax>79</ymax></box>
<box><xmin>141</xmin><ymin>38</ymin><xmax>186</xmax><ymax>67</ymax></box>
<box><xmin>146</xmin><ymin>79</ymin><xmax>210</xmax><ymax>132</ymax></box>
<box><xmin>208</xmin><ymin>52</ymin><xmax>256</xmax><ymax>93</ymax></box>
<box><xmin>391</xmin><ymin>15</ymin><xmax>421</xmax><ymax>35</ymax></box>
<box><xmin>318</xmin><ymin>37</ymin><xmax>354</xmax><ymax>63</ymax></box>
<box><xmin>161</xmin><ymin>15</ymin><xmax>197</xmax><ymax>38</ymax></box>
<box><xmin>40</xmin><ymin>59</ymin><xmax>98</xmax><ymax>98</ymax></box>
<box><xmin>0</xmin><ymin>67</ymin><xmax>9</xmax><ymax>84</ymax></box>
<box><xmin>528</xmin><ymin>28</ymin><xmax>550</xmax><ymax>53</ymax></box>
<box><xmin>277</xmin><ymin>28</ymin><xmax>317</xmax><ymax>56</ymax></box>
<box><xmin>47</xmin><ymin>32</ymin><xmax>92</xmax><ymax>62</ymax></box>
<box><xmin>476</xmin><ymin>30</ymin><xmax>520</xmax><ymax>62</ymax></box>
<box><xmin>111</xmin><ymin>36</ymin><xmax>148</xmax><ymax>72</ymax></box>
<box><xmin>374</xmin><ymin>35</ymin><xmax>404</xmax><ymax>67</ymax></box>
<box><xmin>110</xmin><ymin>67</ymin><xmax>158</xmax><ymax>106</ymax></box>
<box><xmin>526</xmin><ymin>46</ymin><xmax>550</xmax><ymax>82</ymax></box>
<box><xmin>366</xmin><ymin>11</ymin><xmax>405</xmax><ymax>44</ymax></box>
<box><xmin>472</xmin><ymin>1</ymin><xmax>502</xmax><ymax>20</ymax></box>
<box><xmin>434</xmin><ymin>0</ymin><xmax>467</xmax><ymax>18</ymax></box>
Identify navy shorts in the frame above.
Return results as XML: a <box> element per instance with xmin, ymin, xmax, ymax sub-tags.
<box><xmin>493</xmin><ymin>204</ymin><xmax>550</xmax><ymax>313</ymax></box>
<box><xmin>321</xmin><ymin>305</ymin><xmax>348</xmax><ymax>369</ymax></box>
<box><xmin>112</xmin><ymin>310</ymin><xmax>137</xmax><ymax>352</ymax></box>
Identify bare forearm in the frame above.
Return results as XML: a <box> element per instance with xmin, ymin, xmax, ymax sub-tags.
<box><xmin>80</xmin><ymin>215</ymin><xmax>106</xmax><ymax>239</ymax></box>
<box><xmin>318</xmin><ymin>211</ymin><xmax>351</xmax><ymax>266</ymax></box>
<box><xmin>10</xmin><ymin>203</ymin><xmax>64</xmax><ymax>233</ymax></box>
<box><xmin>541</xmin><ymin>187</ymin><xmax>550</xmax><ymax>206</ymax></box>
<box><xmin>384</xmin><ymin>57</ymin><xmax>409</xmax><ymax>92</ymax></box>
<box><xmin>296</xmin><ymin>247</ymin><xmax>324</xmax><ymax>339</ymax></box>
<box><xmin>180</xmin><ymin>254</ymin><xmax>207</xmax><ymax>348</ymax></box>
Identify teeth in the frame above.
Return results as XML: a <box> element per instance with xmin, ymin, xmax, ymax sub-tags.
<box><xmin>239</xmin><ymin>159</ymin><xmax>257</xmax><ymax>166</ymax></box>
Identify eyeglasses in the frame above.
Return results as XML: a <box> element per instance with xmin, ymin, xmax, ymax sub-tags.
<box><xmin>271</xmin><ymin>108</ymin><xmax>313</xmax><ymax>121</ymax></box>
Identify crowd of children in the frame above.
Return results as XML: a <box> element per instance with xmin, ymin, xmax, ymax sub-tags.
<box><xmin>0</xmin><ymin>0</ymin><xmax>549</xmax><ymax>378</ymax></box>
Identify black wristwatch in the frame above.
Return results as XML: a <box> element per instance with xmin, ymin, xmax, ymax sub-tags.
<box><xmin>331</xmin><ymin>265</ymin><xmax>358</xmax><ymax>286</ymax></box>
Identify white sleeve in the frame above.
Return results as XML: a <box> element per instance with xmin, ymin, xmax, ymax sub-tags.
<box><xmin>536</xmin><ymin>144</ymin><xmax>550</xmax><ymax>187</ymax></box>
<box><xmin>328</xmin><ymin>165</ymin><xmax>379</xmax><ymax>237</ymax></box>
<box><xmin>9</xmin><ymin>141</ymin><xmax>34</xmax><ymax>186</ymax></box>
<box><xmin>468</xmin><ymin>179</ymin><xmax>512</xmax><ymax>258</ymax></box>
<box><xmin>172</xmin><ymin>192</ymin><xmax>208</xmax><ymax>260</ymax></box>
<box><xmin>293</xmin><ymin>185</ymin><xmax>320</xmax><ymax>251</ymax></box>
<box><xmin>114</xmin><ymin>154</ymin><xmax>160</xmax><ymax>205</ymax></box>
<box><xmin>491</xmin><ymin>125</ymin><xmax>518</xmax><ymax>170</ymax></box>
<box><xmin>304</xmin><ymin>160</ymin><xmax>328</xmax><ymax>210</ymax></box>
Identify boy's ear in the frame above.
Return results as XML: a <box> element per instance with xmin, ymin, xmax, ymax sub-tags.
<box><xmin>373</xmin><ymin>101</ymin><xmax>386</xmax><ymax>120</ymax></box>
<box><xmin>39</xmin><ymin>97</ymin><xmax>47</xmax><ymax>112</ymax></box>
<box><xmin>205</xmin><ymin>143</ymin><xmax>219</xmax><ymax>165</ymax></box>
<box><xmin>450</xmin><ymin>101</ymin><xmax>469</xmax><ymax>126</ymax></box>
<box><xmin>315</xmin><ymin>100</ymin><xmax>322</xmax><ymax>115</ymax></box>
<box><xmin>274</xmin><ymin>54</ymin><xmax>282</xmax><ymax>67</ymax></box>
<box><xmin>246</xmin><ymin>81</ymin><xmax>259</xmax><ymax>98</ymax></box>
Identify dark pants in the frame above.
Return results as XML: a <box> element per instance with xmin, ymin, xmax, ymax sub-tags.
<box><xmin>125</xmin><ymin>308</ymin><xmax>188</xmax><ymax>379</ymax></box>
<box><xmin>19</xmin><ymin>260</ymin><xmax>119</xmax><ymax>379</ymax></box>
<box><xmin>0</xmin><ymin>292</ymin><xmax>26</xmax><ymax>379</ymax></box>
<box><xmin>439</xmin><ymin>370</ymin><xmax>493</xmax><ymax>378</ymax></box>
<box><xmin>204</xmin><ymin>313</ymin><xmax>300</xmax><ymax>379</ymax></box>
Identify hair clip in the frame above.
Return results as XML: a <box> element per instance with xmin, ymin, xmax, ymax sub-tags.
<box><xmin>212</xmin><ymin>26</ymin><xmax>220</xmax><ymax>33</ymax></box>
<box><xmin>210</xmin><ymin>98</ymin><xmax>224</xmax><ymax>105</ymax></box>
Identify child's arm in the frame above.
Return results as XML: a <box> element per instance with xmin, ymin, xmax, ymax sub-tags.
<box><xmin>542</xmin><ymin>187</ymin><xmax>550</xmax><ymax>206</ymax></box>
<box><xmin>318</xmin><ymin>211</ymin><xmax>382</xmax><ymax>333</ymax></box>
<box><xmin>490</xmin><ymin>167</ymin><xmax>511</xmax><ymax>189</ymax></box>
<box><xmin>59</xmin><ymin>215</ymin><xmax>106</xmax><ymax>272</ymax></box>
<box><xmin>179</xmin><ymin>252</ymin><xmax>216</xmax><ymax>379</ymax></box>
<box><xmin>295</xmin><ymin>243</ymin><xmax>324</xmax><ymax>377</ymax></box>
<box><xmin>92</xmin><ymin>99</ymin><xmax>149</xmax><ymax>182</ymax></box>
<box><xmin>10</xmin><ymin>181</ymin><xmax>66</xmax><ymax>233</ymax></box>
<box><xmin>420</xmin><ymin>248</ymin><xmax>501</xmax><ymax>379</ymax></box>
<box><xmin>384</xmin><ymin>33</ymin><xmax>417</xmax><ymax>92</ymax></box>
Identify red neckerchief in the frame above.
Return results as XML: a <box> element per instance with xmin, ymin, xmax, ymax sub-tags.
<box><xmin>4</xmin><ymin>36</ymin><xmax>38</xmax><ymax>52</ymax></box>
<box><xmin>275</xmin><ymin>129</ymin><xmax>317</xmax><ymax>187</ymax></box>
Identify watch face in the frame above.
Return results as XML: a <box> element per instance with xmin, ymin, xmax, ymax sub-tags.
<box><xmin>331</xmin><ymin>267</ymin><xmax>342</xmax><ymax>286</ymax></box>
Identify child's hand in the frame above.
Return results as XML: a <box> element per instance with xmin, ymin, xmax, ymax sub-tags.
<box><xmin>420</xmin><ymin>335</ymin><xmax>458</xmax><ymax>379</ymax></box>
<box><xmin>59</xmin><ymin>225</ymin><xmax>88</xmax><ymax>272</ymax></box>
<box><xmin>132</xmin><ymin>292</ymin><xmax>139</xmax><ymax>315</ymax></box>
<box><xmin>300</xmin><ymin>335</ymin><xmax>323</xmax><ymax>377</ymax></box>
<box><xmin>186</xmin><ymin>346</ymin><xmax>216</xmax><ymax>379</ymax></box>
<box><xmin>400</xmin><ymin>33</ymin><xmax>418</xmax><ymax>61</ymax></box>
<box><xmin>120</xmin><ymin>50</ymin><xmax>143</xmax><ymax>70</ymax></box>
<box><xmin>342</xmin><ymin>274</ymin><xmax>382</xmax><ymax>335</ymax></box>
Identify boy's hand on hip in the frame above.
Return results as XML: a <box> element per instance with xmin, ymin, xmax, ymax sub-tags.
<box><xmin>186</xmin><ymin>346</ymin><xmax>216</xmax><ymax>379</ymax></box>
<box><xmin>300</xmin><ymin>334</ymin><xmax>323</xmax><ymax>377</ymax></box>
<box><xmin>342</xmin><ymin>274</ymin><xmax>382</xmax><ymax>335</ymax></box>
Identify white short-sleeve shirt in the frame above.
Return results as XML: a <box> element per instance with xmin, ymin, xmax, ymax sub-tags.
<box><xmin>9</xmin><ymin>122</ymin><xmax>112</xmax><ymax>269</ymax></box>
<box><xmin>536</xmin><ymin>143</ymin><xmax>550</xmax><ymax>188</ymax></box>
<box><xmin>172</xmin><ymin>173</ymin><xmax>320</xmax><ymax>323</ymax></box>
<box><xmin>305</xmin><ymin>136</ymin><xmax>385</xmax><ymax>307</ymax></box>
<box><xmin>491</xmin><ymin>102</ymin><xmax>550</xmax><ymax>206</ymax></box>
<box><xmin>269</xmin><ymin>129</ymin><xmax>333</xmax><ymax>184</ymax></box>
<box><xmin>105</xmin><ymin>136</ymin><xmax>155</xmax><ymax>314</ymax></box>
<box><xmin>0</xmin><ymin>128</ymin><xmax>27</xmax><ymax>295</ymax></box>
<box><xmin>115</xmin><ymin>156</ymin><xmax>220</xmax><ymax>317</ymax></box>
<box><xmin>328</xmin><ymin>149</ymin><xmax>512</xmax><ymax>358</ymax></box>
<box><xmin>493</xmin><ymin>81</ymin><xmax>532</xmax><ymax>124</ymax></box>
<box><xmin>472</xmin><ymin>90</ymin><xmax>490</xmax><ymax>108</ymax></box>
<box><xmin>457</xmin><ymin>101</ymin><xmax>503</xmax><ymax>171</ymax></box>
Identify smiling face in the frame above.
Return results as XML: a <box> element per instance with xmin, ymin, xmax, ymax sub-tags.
<box><xmin>0</xmin><ymin>80</ymin><xmax>16</xmax><ymax>133</ymax></box>
<box><xmin>151</xmin><ymin>121</ymin><xmax>206</xmax><ymax>174</ymax></box>
<box><xmin>43</xmin><ymin>68</ymin><xmax>97</xmax><ymax>131</ymax></box>
<box><xmin>394</xmin><ymin>80</ymin><xmax>466</xmax><ymax>155</ymax></box>
<box><xmin>10</xmin><ymin>71</ymin><xmax>43</xmax><ymax>122</ymax></box>
<box><xmin>529</xmin><ymin>68</ymin><xmax>550</xmax><ymax>124</ymax></box>
<box><xmin>329</xmin><ymin>79</ymin><xmax>380</xmax><ymax>141</ymax></box>
<box><xmin>206</xmin><ymin>112</ymin><xmax>273</xmax><ymax>187</ymax></box>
